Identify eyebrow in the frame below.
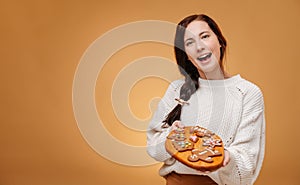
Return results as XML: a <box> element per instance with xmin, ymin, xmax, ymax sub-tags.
<box><xmin>184</xmin><ymin>31</ymin><xmax>210</xmax><ymax>43</ymax></box>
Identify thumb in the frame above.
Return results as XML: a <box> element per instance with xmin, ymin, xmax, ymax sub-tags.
<box><xmin>223</xmin><ymin>149</ymin><xmax>230</xmax><ymax>166</ymax></box>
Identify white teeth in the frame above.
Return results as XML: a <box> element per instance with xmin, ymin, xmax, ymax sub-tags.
<box><xmin>199</xmin><ymin>53</ymin><xmax>209</xmax><ymax>59</ymax></box>
<box><xmin>197</xmin><ymin>53</ymin><xmax>211</xmax><ymax>61</ymax></box>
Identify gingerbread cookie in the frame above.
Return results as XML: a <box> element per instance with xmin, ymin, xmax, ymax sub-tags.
<box><xmin>188</xmin><ymin>148</ymin><xmax>221</xmax><ymax>163</ymax></box>
<box><xmin>190</xmin><ymin>126</ymin><xmax>214</xmax><ymax>137</ymax></box>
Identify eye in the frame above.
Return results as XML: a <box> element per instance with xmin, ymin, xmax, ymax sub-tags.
<box><xmin>201</xmin><ymin>34</ymin><xmax>210</xmax><ymax>39</ymax></box>
<box><xmin>185</xmin><ymin>40</ymin><xmax>195</xmax><ymax>47</ymax></box>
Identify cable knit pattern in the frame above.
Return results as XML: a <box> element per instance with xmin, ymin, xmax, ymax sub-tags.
<box><xmin>147</xmin><ymin>74</ymin><xmax>265</xmax><ymax>185</ymax></box>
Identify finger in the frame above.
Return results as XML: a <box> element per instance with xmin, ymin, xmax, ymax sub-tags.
<box><xmin>173</xmin><ymin>120</ymin><xmax>181</xmax><ymax>127</ymax></box>
<box><xmin>223</xmin><ymin>150</ymin><xmax>230</xmax><ymax>166</ymax></box>
<box><xmin>197</xmin><ymin>169</ymin><xmax>211</xmax><ymax>174</ymax></box>
<box><xmin>223</xmin><ymin>158</ymin><xmax>228</xmax><ymax>166</ymax></box>
<box><xmin>178</xmin><ymin>121</ymin><xmax>185</xmax><ymax>128</ymax></box>
<box><xmin>204</xmin><ymin>171</ymin><xmax>211</xmax><ymax>174</ymax></box>
<box><xmin>172</xmin><ymin>121</ymin><xmax>184</xmax><ymax>129</ymax></box>
<box><xmin>173</xmin><ymin>121</ymin><xmax>184</xmax><ymax>128</ymax></box>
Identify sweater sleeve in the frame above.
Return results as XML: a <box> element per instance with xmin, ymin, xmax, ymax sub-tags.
<box><xmin>146</xmin><ymin>80</ymin><xmax>182</xmax><ymax>162</ymax></box>
<box><xmin>212</xmin><ymin>84</ymin><xmax>266</xmax><ymax>185</ymax></box>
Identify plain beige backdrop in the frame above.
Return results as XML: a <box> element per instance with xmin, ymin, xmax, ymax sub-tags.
<box><xmin>1</xmin><ymin>0</ymin><xmax>300</xmax><ymax>184</ymax></box>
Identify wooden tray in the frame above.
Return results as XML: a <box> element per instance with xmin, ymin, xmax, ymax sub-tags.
<box><xmin>165</xmin><ymin>126</ymin><xmax>224</xmax><ymax>171</ymax></box>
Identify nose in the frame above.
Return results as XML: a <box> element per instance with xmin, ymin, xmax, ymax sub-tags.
<box><xmin>196</xmin><ymin>40</ymin><xmax>205</xmax><ymax>52</ymax></box>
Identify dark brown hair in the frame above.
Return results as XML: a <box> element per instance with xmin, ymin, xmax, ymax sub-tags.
<box><xmin>163</xmin><ymin>14</ymin><xmax>227</xmax><ymax>126</ymax></box>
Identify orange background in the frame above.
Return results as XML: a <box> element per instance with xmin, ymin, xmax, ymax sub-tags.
<box><xmin>1</xmin><ymin>0</ymin><xmax>299</xmax><ymax>184</ymax></box>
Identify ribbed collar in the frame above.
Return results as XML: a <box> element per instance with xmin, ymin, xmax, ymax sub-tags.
<box><xmin>198</xmin><ymin>74</ymin><xmax>242</xmax><ymax>87</ymax></box>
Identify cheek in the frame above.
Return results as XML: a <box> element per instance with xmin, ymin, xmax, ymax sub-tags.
<box><xmin>184</xmin><ymin>50</ymin><xmax>194</xmax><ymax>61</ymax></box>
<box><xmin>184</xmin><ymin>47</ymin><xmax>193</xmax><ymax>55</ymax></box>
<box><xmin>208</xmin><ymin>42</ymin><xmax>221</xmax><ymax>59</ymax></box>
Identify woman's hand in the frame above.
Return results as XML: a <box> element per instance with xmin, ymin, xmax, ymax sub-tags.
<box><xmin>200</xmin><ymin>150</ymin><xmax>231</xmax><ymax>174</ymax></box>
<box><xmin>223</xmin><ymin>149</ymin><xmax>230</xmax><ymax>166</ymax></box>
<box><xmin>170</xmin><ymin>120</ymin><xmax>185</xmax><ymax>131</ymax></box>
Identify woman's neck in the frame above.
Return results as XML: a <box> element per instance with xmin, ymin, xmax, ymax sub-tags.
<box><xmin>198</xmin><ymin>68</ymin><xmax>231</xmax><ymax>80</ymax></box>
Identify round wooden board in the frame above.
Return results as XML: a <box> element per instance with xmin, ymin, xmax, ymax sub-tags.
<box><xmin>165</xmin><ymin>126</ymin><xmax>224</xmax><ymax>171</ymax></box>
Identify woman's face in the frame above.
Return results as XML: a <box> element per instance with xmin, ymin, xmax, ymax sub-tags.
<box><xmin>184</xmin><ymin>20</ymin><xmax>221</xmax><ymax>78</ymax></box>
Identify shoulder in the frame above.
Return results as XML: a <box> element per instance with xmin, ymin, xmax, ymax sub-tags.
<box><xmin>159</xmin><ymin>78</ymin><xmax>184</xmax><ymax>105</ymax></box>
<box><xmin>166</xmin><ymin>78</ymin><xmax>185</xmax><ymax>93</ymax></box>
<box><xmin>236</xmin><ymin>77</ymin><xmax>263</xmax><ymax>99</ymax></box>
<box><xmin>235</xmin><ymin>76</ymin><xmax>265</xmax><ymax>110</ymax></box>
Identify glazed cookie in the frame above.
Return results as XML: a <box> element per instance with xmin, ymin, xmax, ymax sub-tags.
<box><xmin>172</xmin><ymin>140</ymin><xmax>194</xmax><ymax>152</ymax></box>
<box><xmin>167</xmin><ymin>132</ymin><xmax>186</xmax><ymax>141</ymax></box>
<box><xmin>187</xmin><ymin>148</ymin><xmax>222</xmax><ymax>163</ymax></box>
<box><xmin>191</xmin><ymin>126</ymin><xmax>214</xmax><ymax>138</ymax></box>
<box><xmin>202</xmin><ymin>138</ymin><xmax>222</xmax><ymax>148</ymax></box>
<box><xmin>189</xmin><ymin>135</ymin><xmax>199</xmax><ymax>143</ymax></box>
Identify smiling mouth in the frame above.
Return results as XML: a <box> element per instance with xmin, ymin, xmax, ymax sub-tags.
<box><xmin>197</xmin><ymin>53</ymin><xmax>212</xmax><ymax>62</ymax></box>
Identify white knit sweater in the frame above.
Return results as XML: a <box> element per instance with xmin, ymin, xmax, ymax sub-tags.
<box><xmin>147</xmin><ymin>74</ymin><xmax>265</xmax><ymax>185</ymax></box>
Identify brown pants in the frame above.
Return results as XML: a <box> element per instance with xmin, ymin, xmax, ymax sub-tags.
<box><xmin>165</xmin><ymin>172</ymin><xmax>217</xmax><ymax>185</ymax></box>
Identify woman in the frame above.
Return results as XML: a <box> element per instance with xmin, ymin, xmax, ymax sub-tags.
<box><xmin>147</xmin><ymin>14</ymin><xmax>265</xmax><ymax>185</ymax></box>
